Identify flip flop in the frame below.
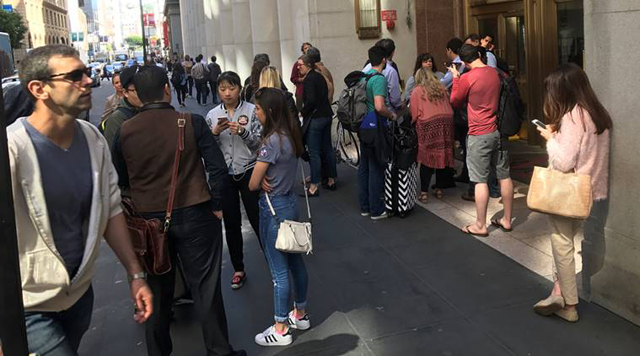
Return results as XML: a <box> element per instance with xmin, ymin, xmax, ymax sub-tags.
<box><xmin>461</xmin><ymin>225</ymin><xmax>489</xmax><ymax>238</ymax></box>
<box><xmin>491</xmin><ymin>219</ymin><xmax>513</xmax><ymax>232</ymax></box>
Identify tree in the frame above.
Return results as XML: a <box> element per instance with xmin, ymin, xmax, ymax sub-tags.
<box><xmin>0</xmin><ymin>10</ymin><xmax>29</xmax><ymax>49</ymax></box>
<box><xmin>124</xmin><ymin>35</ymin><xmax>143</xmax><ymax>47</ymax></box>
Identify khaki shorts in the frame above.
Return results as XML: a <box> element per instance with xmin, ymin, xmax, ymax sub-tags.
<box><xmin>466</xmin><ymin>130</ymin><xmax>510</xmax><ymax>183</ymax></box>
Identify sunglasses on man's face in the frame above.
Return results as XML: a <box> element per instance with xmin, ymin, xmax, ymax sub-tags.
<box><xmin>45</xmin><ymin>67</ymin><xmax>93</xmax><ymax>82</ymax></box>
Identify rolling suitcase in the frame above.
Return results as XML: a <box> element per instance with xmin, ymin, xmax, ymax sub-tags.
<box><xmin>384</xmin><ymin>162</ymin><xmax>419</xmax><ymax>218</ymax></box>
<box><xmin>384</xmin><ymin>117</ymin><xmax>419</xmax><ymax>218</ymax></box>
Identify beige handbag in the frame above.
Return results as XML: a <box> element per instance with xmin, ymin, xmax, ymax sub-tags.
<box><xmin>265</xmin><ymin>163</ymin><xmax>313</xmax><ymax>254</ymax></box>
<box><xmin>526</xmin><ymin>166</ymin><xmax>593</xmax><ymax>220</ymax></box>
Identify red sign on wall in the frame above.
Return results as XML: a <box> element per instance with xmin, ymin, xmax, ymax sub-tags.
<box><xmin>381</xmin><ymin>10</ymin><xmax>397</xmax><ymax>21</ymax></box>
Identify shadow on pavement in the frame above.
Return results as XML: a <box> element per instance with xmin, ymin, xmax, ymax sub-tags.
<box><xmin>272</xmin><ymin>334</ymin><xmax>361</xmax><ymax>356</ymax></box>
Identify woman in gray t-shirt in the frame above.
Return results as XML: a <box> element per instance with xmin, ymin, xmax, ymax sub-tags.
<box><xmin>249</xmin><ymin>88</ymin><xmax>310</xmax><ymax>347</ymax></box>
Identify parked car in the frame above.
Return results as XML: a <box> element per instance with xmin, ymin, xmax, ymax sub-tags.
<box><xmin>2</xmin><ymin>74</ymin><xmax>19</xmax><ymax>89</ymax></box>
<box><xmin>113</xmin><ymin>62</ymin><xmax>124</xmax><ymax>73</ymax></box>
<box><xmin>104</xmin><ymin>64</ymin><xmax>114</xmax><ymax>74</ymax></box>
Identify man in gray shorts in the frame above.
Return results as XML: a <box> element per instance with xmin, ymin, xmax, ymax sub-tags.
<box><xmin>448</xmin><ymin>44</ymin><xmax>514</xmax><ymax>237</ymax></box>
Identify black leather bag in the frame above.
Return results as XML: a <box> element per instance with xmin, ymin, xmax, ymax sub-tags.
<box><xmin>391</xmin><ymin>116</ymin><xmax>418</xmax><ymax>170</ymax></box>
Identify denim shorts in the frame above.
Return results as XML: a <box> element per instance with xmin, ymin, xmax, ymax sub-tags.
<box><xmin>466</xmin><ymin>130</ymin><xmax>510</xmax><ymax>183</ymax></box>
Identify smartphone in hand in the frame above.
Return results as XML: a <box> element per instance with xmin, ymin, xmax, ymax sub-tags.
<box><xmin>532</xmin><ymin>119</ymin><xmax>546</xmax><ymax>129</ymax></box>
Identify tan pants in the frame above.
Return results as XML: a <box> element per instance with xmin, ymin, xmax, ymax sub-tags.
<box><xmin>549</xmin><ymin>214</ymin><xmax>583</xmax><ymax>305</ymax></box>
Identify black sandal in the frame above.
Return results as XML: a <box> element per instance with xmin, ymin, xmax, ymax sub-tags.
<box><xmin>491</xmin><ymin>219</ymin><xmax>513</xmax><ymax>232</ymax></box>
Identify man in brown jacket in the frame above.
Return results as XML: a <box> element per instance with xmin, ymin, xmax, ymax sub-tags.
<box><xmin>112</xmin><ymin>66</ymin><xmax>246</xmax><ymax>356</ymax></box>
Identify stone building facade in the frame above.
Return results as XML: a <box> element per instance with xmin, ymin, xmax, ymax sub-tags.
<box><xmin>177</xmin><ymin>0</ymin><xmax>417</xmax><ymax>94</ymax></box>
<box><xmin>6</xmin><ymin>0</ymin><xmax>70</xmax><ymax>62</ymax></box>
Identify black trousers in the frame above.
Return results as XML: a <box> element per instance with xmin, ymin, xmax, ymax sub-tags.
<box><xmin>175</xmin><ymin>85</ymin><xmax>187</xmax><ymax>105</ymax></box>
<box><xmin>420</xmin><ymin>165</ymin><xmax>450</xmax><ymax>192</ymax></box>
<box><xmin>187</xmin><ymin>76</ymin><xmax>194</xmax><ymax>96</ymax></box>
<box><xmin>142</xmin><ymin>202</ymin><xmax>233</xmax><ymax>356</ymax></box>
<box><xmin>222</xmin><ymin>171</ymin><xmax>260</xmax><ymax>272</ymax></box>
<box><xmin>196</xmin><ymin>78</ymin><xmax>210</xmax><ymax>104</ymax></box>
<box><xmin>208</xmin><ymin>80</ymin><xmax>219</xmax><ymax>103</ymax></box>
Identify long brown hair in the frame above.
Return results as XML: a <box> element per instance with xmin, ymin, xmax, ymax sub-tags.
<box><xmin>413</xmin><ymin>53</ymin><xmax>438</xmax><ymax>74</ymax></box>
<box><xmin>254</xmin><ymin>87</ymin><xmax>304</xmax><ymax>157</ymax></box>
<box><xmin>543</xmin><ymin>63</ymin><xmax>612</xmax><ymax>134</ymax></box>
<box><xmin>414</xmin><ymin>68</ymin><xmax>447</xmax><ymax>103</ymax></box>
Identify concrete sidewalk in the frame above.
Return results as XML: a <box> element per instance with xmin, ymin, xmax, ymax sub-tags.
<box><xmin>80</xmin><ymin>157</ymin><xmax>640</xmax><ymax>355</ymax></box>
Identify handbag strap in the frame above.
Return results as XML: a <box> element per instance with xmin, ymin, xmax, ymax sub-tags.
<box><xmin>300</xmin><ymin>162</ymin><xmax>312</xmax><ymax>221</ymax></box>
<box><xmin>264</xmin><ymin>161</ymin><xmax>312</xmax><ymax>222</ymax></box>
<box><xmin>163</xmin><ymin>113</ymin><xmax>187</xmax><ymax>232</ymax></box>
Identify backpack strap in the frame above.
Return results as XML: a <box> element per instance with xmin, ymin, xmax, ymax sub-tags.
<box><xmin>116</xmin><ymin>106</ymin><xmax>135</xmax><ymax>119</ymax></box>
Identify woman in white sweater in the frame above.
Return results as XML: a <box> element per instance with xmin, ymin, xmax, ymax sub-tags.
<box><xmin>534</xmin><ymin>63</ymin><xmax>613</xmax><ymax>322</ymax></box>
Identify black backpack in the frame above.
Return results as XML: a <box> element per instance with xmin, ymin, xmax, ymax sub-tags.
<box><xmin>336</xmin><ymin>71</ymin><xmax>383</xmax><ymax>132</ymax></box>
<box><xmin>495</xmin><ymin>69</ymin><xmax>525</xmax><ymax>136</ymax></box>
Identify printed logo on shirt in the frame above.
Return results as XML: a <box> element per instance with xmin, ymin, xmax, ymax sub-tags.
<box><xmin>238</xmin><ymin>115</ymin><xmax>249</xmax><ymax>126</ymax></box>
<box><xmin>259</xmin><ymin>148</ymin><xmax>269</xmax><ymax>158</ymax></box>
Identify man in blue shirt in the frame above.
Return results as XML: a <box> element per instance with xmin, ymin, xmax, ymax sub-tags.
<box><xmin>441</xmin><ymin>38</ymin><xmax>465</xmax><ymax>89</ymax></box>
<box><xmin>466</xmin><ymin>33</ymin><xmax>498</xmax><ymax>68</ymax></box>
<box><xmin>362</xmin><ymin>38</ymin><xmax>402</xmax><ymax>111</ymax></box>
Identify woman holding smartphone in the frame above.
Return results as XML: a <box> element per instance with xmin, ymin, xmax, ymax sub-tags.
<box><xmin>249</xmin><ymin>88</ymin><xmax>309</xmax><ymax>347</ymax></box>
<box><xmin>534</xmin><ymin>63</ymin><xmax>612</xmax><ymax>322</ymax></box>
<box><xmin>206</xmin><ymin>71</ymin><xmax>262</xmax><ymax>290</ymax></box>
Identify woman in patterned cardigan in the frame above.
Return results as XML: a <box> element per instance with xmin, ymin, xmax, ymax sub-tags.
<box><xmin>410</xmin><ymin>67</ymin><xmax>455</xmax><ymax>203</ymax></box>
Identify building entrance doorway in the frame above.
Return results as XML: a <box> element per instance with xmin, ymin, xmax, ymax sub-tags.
<box><xmin>469</xmin><ymin>1</ymin><xmax>529</xmax><ymax>139</ymax></box>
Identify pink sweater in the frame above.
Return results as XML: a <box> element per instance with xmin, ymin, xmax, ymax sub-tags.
<box><xmin>546</xmin><ymin>106</ymin><xmax>610</xmax><ymax>201</ymax></box>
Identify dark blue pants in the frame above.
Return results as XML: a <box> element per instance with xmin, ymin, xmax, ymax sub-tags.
<box><xmin>306</xmin><ymin>117</ymin><xmax>337</xmax><ymax>184</ymax></box>
<box><xmin>358</xmin><ymin>145</ymin><xmax>385</xmax><ymax>216</ymax></box>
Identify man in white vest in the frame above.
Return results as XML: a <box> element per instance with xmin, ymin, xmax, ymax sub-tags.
<box><xmin>6</xmin><ymin>44</ymin><xmax>153</xmax><ymax>355</ymax></box>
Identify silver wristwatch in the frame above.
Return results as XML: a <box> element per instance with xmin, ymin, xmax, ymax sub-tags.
<box><xmin>128</xmin><ymin>272</ymin><xmax>147</xmax><ymax>283</ymax></box>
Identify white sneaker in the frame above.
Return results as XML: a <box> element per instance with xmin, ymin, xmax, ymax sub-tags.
<box><xmin>371</xmin><ymin>211</ymin><xmax>388</xmax><ymax>220</ymax></box>
<box><xmin>287</xmin><ymin>311</ymin><xmax>311</xmax><ymax>330</ymax></box>
<box><xmin>360</xmin><ymin>211</ymin><xmax>370</xmax><ymax>217</ymax></box>
<box><xmin>254</xmin><ymin>325</ymin><xmax>293</xmax><ymax>347</ymax></box>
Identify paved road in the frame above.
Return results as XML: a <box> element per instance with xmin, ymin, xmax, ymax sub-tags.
<box><xmin>80</xmin><ymin>83</ymin><xmax>640</xmax><ymax>356</ymax></box>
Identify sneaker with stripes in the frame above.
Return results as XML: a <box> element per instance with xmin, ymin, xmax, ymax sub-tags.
<box><xmin>254</xmin><ymin>325</ymin><xmax>293</xmax><ymax>347</ymax></box>
<box><xmin>287</xmin><ymin>311</ymin><xmax>311</xmax><ymax>330</ymax></box>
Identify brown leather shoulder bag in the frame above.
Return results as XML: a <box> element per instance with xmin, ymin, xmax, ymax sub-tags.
<box><xmin>122</xmin><ymin>113</ymin><xmax>188</xmax><ymax>275</ymax></box>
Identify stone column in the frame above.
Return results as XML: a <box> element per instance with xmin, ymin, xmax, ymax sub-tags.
<box><xmin>583</xmin><ymin>0</ymin><xmax>640</xmax><ymax>326</ymax></box>
<box><xmin>232</xmin><ymin>0</ymin><xmax>253</xmax><ymax>81</ymax></box>
<box><xmin>250</xmin><ymin>0</ymin><xmax>282</xmax><ymax>73</ymax></box>
<box><xmin>202</xmin><ymin>0</ymin><xmax>217</xmax><ymax>61</ymax></box>
<box><xmin>277</xmin><ymin>0</ymin><xmax>310</xmax><ymax>91</ymax></box>
<box><xmin>218</xmin><ymin>0</ymin><xmax>237</xmax><ymax>72</ymax></box>
<box><xmin>178</xmin><ymin>0</ymin><xmax>194</xmax><ymax>57</ymax></box>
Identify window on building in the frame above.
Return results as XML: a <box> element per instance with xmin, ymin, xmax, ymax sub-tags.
<box><xmin>354</xmin><ymin>0</ymin><xmax>381</xmax><ymax>39</ymax></box>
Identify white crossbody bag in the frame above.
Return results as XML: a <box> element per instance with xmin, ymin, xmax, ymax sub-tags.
<box><xmin>265</xmin><ymin>163</ymin><xmax>313</xmax><ymax>254</ymax></box>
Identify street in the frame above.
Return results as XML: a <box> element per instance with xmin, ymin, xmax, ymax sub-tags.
<box><xmin>79</xmin><ymin>82</ymin><xmax>640</xmax><ymax>356</ymax></box>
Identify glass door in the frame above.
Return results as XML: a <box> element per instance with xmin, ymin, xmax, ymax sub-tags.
<box><xmin>471</xmin><ymin>2</ymin><xmax>529</xmax><ymax>139</ymax></box>
<box><xmin>504</xmin><ymin>14</ymin><xmax>528</xmax><ymax>139</ymax></box>
<box><xmin>556</xmin><ymin>0</ymin><xmax>584</xmax><ymax>67</ymax></box>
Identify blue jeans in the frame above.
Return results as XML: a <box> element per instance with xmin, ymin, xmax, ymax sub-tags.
<box><xmin>306</xmin><ymin>116</ymin><xmax>337</xmax><ymax>184</ymax></box>
<box><xmin>24</xmin><ymin>286</ymin><xmax>94</xmax><ymax>356</ymax></box>
<box><xmin>259</xmin><ymin>193</ymin><xmax>309</xmax><ymax>323</ymax></box>
<box><xmin>358</xmin><ymin>145</ymin><xmax>385</xmax><ymax>216</ymax></box>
